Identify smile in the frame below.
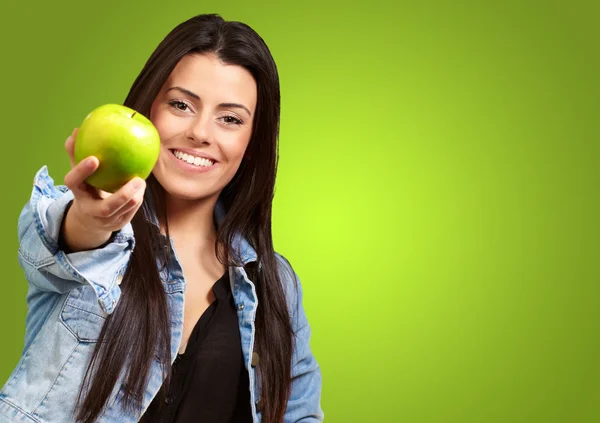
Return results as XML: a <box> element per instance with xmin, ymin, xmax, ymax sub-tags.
<box><xmin>172</xmin><ymin>149</ymin><xmax>215</xmax><ymax>167</ymax></box>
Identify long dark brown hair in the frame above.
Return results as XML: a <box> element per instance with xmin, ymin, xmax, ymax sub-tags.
<box><xmin>74</xmin><ymin>14</ymin><xmax>293</xmax><ymax>423</ymax></box>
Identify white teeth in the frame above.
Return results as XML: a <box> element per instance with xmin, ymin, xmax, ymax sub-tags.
<box><xmin>173</xmin><ymin>149</ymin><xmax>215</xmax><ymax>167</ymax></box>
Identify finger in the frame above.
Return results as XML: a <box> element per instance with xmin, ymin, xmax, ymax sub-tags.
<box><xmin>115</xmin><ymin>183</ymin><xmax>146</xmax><ymax>217</ymax></box>
<box><xmin>65</xmin><ymin>128</ymin><xmax>79</xmax><ymax>168</ymax></box>
<box><xmin>97</xmin><ymin>178</ymin><xmax>145</xmax><ymax>218</ymax></box>
<box><xmin>118</xmin><ymin>198</ymin><xmax>143</xmax><ymax>227</ymax></box>
<box><xmin>97</xmin><ymin>189</ymin><xmax>112</xmax><ymax>200</ymax></box>
<box><xmin>78</xmin><ymin>180</ymin><xmax>105</xmax><ymax>201</ymax></box>
<box><xmin>64</xmin><ymin>156</ymin><xmax>99</xmax><ymax>197</ymax></box>
<box><xmin>65</xmin><ymin>136</ymin><xmax>75</xmax><ymax>168</ymax></box>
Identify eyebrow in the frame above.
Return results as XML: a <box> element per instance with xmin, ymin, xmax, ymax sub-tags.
<box><xmin>167</xmin><ymin>86</ymin><xmax>252</xmax><ymax>117</ymax></box>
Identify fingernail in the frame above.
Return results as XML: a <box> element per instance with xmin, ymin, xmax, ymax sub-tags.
<box><xmin>86</xmin><ymin>157</ymin><xmax>96</xmax><ymax>168</ymax></box>
<box><xmin>132</xmin><ymin>178</ymin><xmax>144</xmax><ymax>190</ymax></box>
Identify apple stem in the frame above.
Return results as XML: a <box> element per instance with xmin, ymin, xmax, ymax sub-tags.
<box><xmin>131</xmin><ymin>112</ymin><xmax>137</xmax><ymax>118</ymax></box>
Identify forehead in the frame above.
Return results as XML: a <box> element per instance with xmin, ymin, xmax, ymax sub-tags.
<box><xmin>166</xmin><ymin>53</ymin><xmax>257</xmax><ymax>110</ymax></box>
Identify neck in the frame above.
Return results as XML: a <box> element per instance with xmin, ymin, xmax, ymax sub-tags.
<box><xmin>161</xmin><ymin>194</ymin><xmax>219</xmax><ymax>254</ymax></box>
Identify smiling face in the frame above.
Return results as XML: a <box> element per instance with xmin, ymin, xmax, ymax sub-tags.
<box><xmin>149</xmin><ymin>53</ymin><xmax>257</xmax><ymax>202</ymax></box>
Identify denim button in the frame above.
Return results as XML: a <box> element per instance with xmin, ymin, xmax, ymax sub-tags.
<box><xmin>165</xmin><ymin>395</ymin><xmax>173</xmax><ymax>405</ymax></box>
<box><xmin>251</xmin><ymin>352</ymin><xmax>260</xmax><ymax>367</ymax></box>
<box><xmin>237</xmin><ymin>303</ymin><xmax>245</xmax><ymax>311</ymax></box>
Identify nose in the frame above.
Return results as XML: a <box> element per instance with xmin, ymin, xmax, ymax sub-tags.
<box><xmin>184</xmin><ymin>111</ymin><xmax>214</xmax><ymax>145</ymax></box>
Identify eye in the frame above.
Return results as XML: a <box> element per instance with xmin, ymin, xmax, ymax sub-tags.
<box><xmin>220</xmin><ymin>115</ymin><xmax>243</xmax><ymax>126</ymax></box>
<box><xmin>168</xmin><ymin>100</ymin><xmax>191</xmax><ymax>113</ymax></box>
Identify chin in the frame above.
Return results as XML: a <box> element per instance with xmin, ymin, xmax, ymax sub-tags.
<box><xmin>154</xmin><ymin>174</ymin><xmax>220</xmax><ymax>202</ymax></box>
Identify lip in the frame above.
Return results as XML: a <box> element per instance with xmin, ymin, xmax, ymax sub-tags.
<box><xmin>167</xmin><ymin>148</ymin><xmax>220</xmax><ymax>174</ymax></box>
<box><xmin>169</xmin><ymin>148</ymin><xmax>219</xmax><ymax>163</ymax></box>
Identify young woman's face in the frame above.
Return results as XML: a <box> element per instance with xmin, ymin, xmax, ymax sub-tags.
<box><xmin>150</xmin><ymin>53</ymin><xmax>257</xmax><ymax>202</ymax></box>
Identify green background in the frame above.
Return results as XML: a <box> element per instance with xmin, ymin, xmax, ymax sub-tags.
<box><xmin>1</xmin><ymin>1</ymin><xmax>598</xmax><ymax>422</ymax></box>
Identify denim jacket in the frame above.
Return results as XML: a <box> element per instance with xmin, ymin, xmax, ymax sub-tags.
<box><xmin>0</xmin><ymin>166</ymin><xmax>323</xmax><ymax>423</ymax></box>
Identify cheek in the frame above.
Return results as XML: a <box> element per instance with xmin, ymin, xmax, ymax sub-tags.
<box><xmin>150</xmin><ymin>107</ymin><xmax>178</xmax><ymax>141</ymax></box>
<box><xmin>225</xmin><ymin>134</ymin><xmax>252</xmax><ymax>162</ymax></box>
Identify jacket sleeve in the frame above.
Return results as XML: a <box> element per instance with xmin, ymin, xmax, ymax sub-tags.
<box><xmin>17</xmin><ymin>165</ymin><xmax>135</xmax><ymax>314</ymax></box>
<box><xmin>276</xmin><ymin>254</ymin><xmax>324</xmax><ymax>422</ymax></box>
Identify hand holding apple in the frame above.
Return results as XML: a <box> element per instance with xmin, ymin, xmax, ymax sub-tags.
<box><xmin>61</xmin><ymin>127</ymin><xmax>147</xmax><ymax>252</ymax></box>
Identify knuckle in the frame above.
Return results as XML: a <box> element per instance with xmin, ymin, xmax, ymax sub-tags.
<box><xmin>64</xmin><ymin>173</ymin><xmax>73</xmax><ymax>187</ymax></box>
<box><xmin>100</xmin><ymin>205</ymin><xmax>112</xmax><ymax>218</ymax></box>
<box><xmin>129</xmin><ymin>186</ymin><xmax>140</xmax><ymax>200</ymax></box>
<box><xmin>127</xmin><ymin>197</ymin><xmax>138</xmax><ymax>208</ymax></box>
<box><xmin>120</xmin><ymin>192</ymin><xmax>131</xmax><ymax>205</ymax></box>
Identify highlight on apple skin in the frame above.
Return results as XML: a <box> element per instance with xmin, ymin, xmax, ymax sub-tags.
<box><xmin>74</xmin><ymin>104</ymin><xmax>161</xmax><ymax>193</ymax></box>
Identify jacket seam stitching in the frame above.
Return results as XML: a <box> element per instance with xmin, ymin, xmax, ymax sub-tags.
<box><xmin>31</xmin><ymin>341</ymin><xmax>79</xmax><ymax>417</ymax></box>
<box><xmin>31</xmin><ymin>192</ymin><xmax>59</xmax><ymax>255</ymax></box>
<box><xmin>63</xmin><ymin>302</ymin><xmax>108</xmax><ymax>320</ymax></box>
<box><xmin>17</xmin><ymin>248</ymin><xmax>55</xmax><ymax>270</ymax></box>
<box><xmin>0</xmin><ymin>397</ymin><xmax>41</xmax><ymax>422</ymax></box>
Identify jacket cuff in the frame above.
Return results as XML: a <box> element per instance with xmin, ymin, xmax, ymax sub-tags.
<box><xmin>30</xmin><ymin>165</ymin><xmax>135</xmax><ymax>313</ymax></box>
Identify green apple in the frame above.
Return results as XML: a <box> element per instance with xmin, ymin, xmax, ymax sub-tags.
<box><xmin>74</xmin><ymin>104</ymin><xmax>161</xmax><ymax>193</ymax></box>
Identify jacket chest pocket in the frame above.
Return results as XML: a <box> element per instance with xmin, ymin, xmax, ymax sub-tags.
<box><xmin>60</xmin><ymin>285</ymin><xmax>108</xmax><ymax>342</ymax></box>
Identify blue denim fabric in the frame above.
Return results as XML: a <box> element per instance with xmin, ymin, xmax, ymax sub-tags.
<box><xmin>0</xmin><ymin>166</ymin><xmax>323</xmax><ymax>423</ymax></box>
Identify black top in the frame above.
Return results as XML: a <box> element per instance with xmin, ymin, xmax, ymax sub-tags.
<box><xmin>140</xmin><ymin>271</ymin><xmax>253</xmax><ymax>423</ymax></box>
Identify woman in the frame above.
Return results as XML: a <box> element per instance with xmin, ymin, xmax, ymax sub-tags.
<box><xmin>0</xmin><ymin>13</ymin><xmax>323</xmax><ymax>423</ymax></box>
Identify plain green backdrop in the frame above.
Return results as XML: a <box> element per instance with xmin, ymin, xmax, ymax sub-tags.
<box><xmin>0</xmin><ymin>1</ymin><xmax>598</xmax><ymax>422</ymax></box>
